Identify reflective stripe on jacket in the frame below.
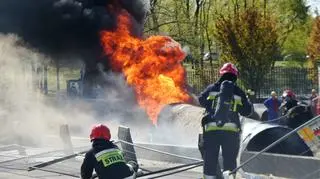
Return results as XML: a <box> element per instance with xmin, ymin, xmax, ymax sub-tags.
<box><xmin>204</xmin><ymin>122</ymin><xmax>240</xmax><ymax>132</ymax></box>
<box><xmin>95</xmin><ymin>148</ymin><xmax>126</xmax><ymax>167</ymax></box>
<box><xmin>198</xmin><ymin>82</ymin><xmax>253</xmax><ymax>130</ymax></box>
<box><xmin>81</xmin><ymin>139</ymin><xmax>134</xmax><ymax>179</ymax></box>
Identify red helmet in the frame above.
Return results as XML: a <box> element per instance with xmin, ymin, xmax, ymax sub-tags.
<box><xmin>282</xmin><ymin>89</ymin><xmax>296</xmax><ymax>99</ymax></box>
<box><xmin>219</xmin><ymin>63</ymin><xmax>239</xmax><ymax>76</ymax></box>
<box><xmin>90</xmin><ymin>124</ymin><xmax>111</xmax><ymax>141</ymax></box>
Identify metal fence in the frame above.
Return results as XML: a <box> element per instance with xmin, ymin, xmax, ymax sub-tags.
<box><xmin>186</xmin><ymin>67</ymin><xmax>319</xmax><ymax>99</ymax></box>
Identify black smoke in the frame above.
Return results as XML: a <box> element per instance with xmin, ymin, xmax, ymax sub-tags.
<box><xmin>0</xmin><ymin>0</ymin><xmax>148</xmax><ymax>68</ymax></box>
<box><xmin>0</xmin><ymin>0</ymin><xmax>148</xmax><ymax>97</ymax></box>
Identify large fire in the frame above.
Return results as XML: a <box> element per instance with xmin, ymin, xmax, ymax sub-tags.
<box><xmin>100</xmin><ymin>9</ymin><xmax>191</xmax><ymax>124</ymax></box>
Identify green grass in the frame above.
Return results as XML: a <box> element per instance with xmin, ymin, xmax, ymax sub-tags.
<box><xmin>275</xmin><ymin>61</ymin><xmax>308</xmax><ymax>68</ymax></box>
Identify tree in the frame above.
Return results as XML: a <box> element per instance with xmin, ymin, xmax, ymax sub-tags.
<box><xmin>273</xmin><ymin>0</ymin><xmax>311</xmax><ymax>67</ymax></box>
<box><xmin>213</xmin><ymin>7</ymin><xmax>281</xmax><ymax>94</ymax></box>
<box><xmin>144</xmin><ymin>0</ymin><xmax>216</xmax><ymax>69</ymax></box>
<box><xmin>282</xmin><ymin>17</ymin><xmax>312</xmax><ymax>57</ymax></box>
<box><xmin>307</xmin><ymin>16</ymin><xmax>320</xmax><ymax>83</ymax></box>
<box><xmin>143</xmin><ymin>0</ymin><xmax>311</xmax><ymax>72</ymax></box>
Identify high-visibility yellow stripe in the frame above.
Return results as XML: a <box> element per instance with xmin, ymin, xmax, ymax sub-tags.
<box><xmin>205</xmin><ymin>126</ymin><xmax>240</xmax><ymax>132</ymax></box>
<box><xmin>207</xmin><ymin>95</ymin><xmax>217</xmax><ymax>100</ymax></box>
<box><xmin>206</xmin><ymin>94</ymin><xmax>243</xmax><ymax>112</ymax></box>
<box><xmin>233</xmin><ymin>99</ymin><xmax>243</xmax><ymax>111</ymax></box>
<box><xmin>95</xmin><ymin>149</ymin><xmax>125</xmax><ymax>167</ymax></box>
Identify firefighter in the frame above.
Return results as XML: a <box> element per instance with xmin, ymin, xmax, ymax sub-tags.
<box><xmin>198</xmin><ymin>63</ymin><xmax>253</xmax><ymax>179</ymax></box>
<box><xmin>81</xmin><ymin>124</ymin><xmax>137</xmax><ymax>179</ymax></box>
<box><xmin>280</xmin><ymin>89</ymin><xmax>298</xmax><ymax>116</ymax></box>
<box><xmin>280</xmin><ymin>90</ymin><xmax>313</xmax><ymax>129</ymax></box>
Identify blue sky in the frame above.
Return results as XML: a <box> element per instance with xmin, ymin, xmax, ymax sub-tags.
<box><xmin>307</xmin><ymin>0</ymin><xmax>320</xmax><ymax>15</ymax></box>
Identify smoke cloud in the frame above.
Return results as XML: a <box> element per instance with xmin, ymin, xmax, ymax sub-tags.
<box><xmin>0</xmin><ymin>0</ymin><xmax>150</xmax><ymax>69</ymax></box>
<box><xmin>0</xmin><ymin>35</ymin><xmax>152</xmax><ymax>148</ymax></box>
<box><xmin>0</xmin><ymin>0</ymin><xmax>198</xmax><ymax>147</ymax></box>
<box><xmin>0</xmin><ymin>34</ymin><xmax>196</xmax><ymax>147</ymax></box>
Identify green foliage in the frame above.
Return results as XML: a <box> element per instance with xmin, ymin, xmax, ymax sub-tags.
<box><xmin>308</xmin><ymin>16</ymin><xmax>320</xmax><ymax>61</ymax></box>
<box><xmin>307</xmin><ymin>16</ymin><xmax>320</xmax><ymax>83</ymax></box>
<box><xmin>279</xmin><ymin>1</ymin><xmax>313</xmax><ymax>64</ymax></box>
<box><xmin>144</xmin><ymin>0</ymin><xmax>314</xmax><ymax>73</ymax></box>
<box><xmin>272</xmin><ymin>0</ymin><xmax>309</xmax><ymax>41</ymax></box>
<box><xmin>282</xmin><ymin>17</ymin><xmax>313</xmax><ymax>56</ymax></box>
<box><xmin>141</xmin><ymin>0</ymin><xmax>318</xmax><ymax>98</ymax></box>
<box><xmin>276</xmin><ymin>0</ymin><xmax>309</xmax><ymax>23</ymax></box>
<box><xmin>213</xmin><ymin>8</ymin><xmax>281</xmax><ymax>92</ymax></box>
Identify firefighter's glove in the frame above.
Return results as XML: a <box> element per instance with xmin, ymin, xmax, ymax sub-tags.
<box><xmin>201</xmin><ymin>113</ymin><xmax>212</xmax><ymax>127</ymax></box>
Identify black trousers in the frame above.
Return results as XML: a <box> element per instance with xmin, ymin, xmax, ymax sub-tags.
<box><xmin>203</xmin><ymin>130</ymin><xmax>240</xmax><ymax>176</ymax></box>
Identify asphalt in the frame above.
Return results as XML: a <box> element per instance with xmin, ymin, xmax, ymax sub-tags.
<box><xmin>0</xmin><ymin>139</ymin><xmax>204</xmax><ymax>179</ymax></box>
<box><xmin>0</xmin><ymin>140</ymin><xmax>291</xmax><ymax>179</ymax></box>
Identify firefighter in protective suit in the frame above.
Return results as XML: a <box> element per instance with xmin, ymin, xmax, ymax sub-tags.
<box><xmin>280</xmin><ymin>89</ymin><xmax>298</xmax><ymax>115</ymax></box>
<box><xmin>81</xmin><ymin>124</ymin><xmax>137</xmax><ymax>179</ymax></box>
<box><xmin>198</xmin><ymin>63</ymin><xmax>253</xmax><ymax>179</ymax></box>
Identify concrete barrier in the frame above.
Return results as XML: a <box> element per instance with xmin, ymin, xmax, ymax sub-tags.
<box><xmin>118</xmin><ymin>126</ymin><xmax>138</xmax><ymax>163</ymax></box>
<box><xmin>241</xmin><ymin>151</ymin><xmax>320</xmax><ymax>179</ymax></box>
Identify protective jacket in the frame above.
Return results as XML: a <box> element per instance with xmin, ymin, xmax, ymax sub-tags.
<box><xmin>281</xmin><ymin>99</ymin><xmax>298</xmax><ymax>115</ymax></box>
<box><xmin>198</xmin><ymin>81</ymin><xmax>252</xmax><ymax>130</ymax></box>
<box><xmin>81</xmin><ymin>139</ymin><xmax>134</xmax><ymax>179</ymax></box>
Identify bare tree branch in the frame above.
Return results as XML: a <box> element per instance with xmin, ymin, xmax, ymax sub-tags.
<box><xmin>144</xmin><ymin>21</ymin><xmax>191</xmax><ymax>33</ymax></box>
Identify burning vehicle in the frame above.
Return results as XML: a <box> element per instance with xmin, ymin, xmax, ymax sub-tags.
<box><xmin>0</xmin><ymin>1</ymin><xmax>319</xmax><ymax>178</ymax></box>
<box><xmin>0</xmin><ymin>0</ymin><xmax>192</xmax><ymax>125</ymax></box>
<box><xmin>61</xmin><ymin>0</ymin><xmax>194</xmax><ymax>125</ymax></box>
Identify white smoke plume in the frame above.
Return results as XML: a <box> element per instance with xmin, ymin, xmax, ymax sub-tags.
<box><xmin>0</xmin><ymin>34</ymin><xmax>151</xmax><ymax>148</ymax></box>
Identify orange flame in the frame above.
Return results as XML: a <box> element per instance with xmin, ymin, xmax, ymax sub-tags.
<box><xmin>100</xmin><ymin>10</ymin><xmax>191</xmax><ymax>124</ymax></box>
